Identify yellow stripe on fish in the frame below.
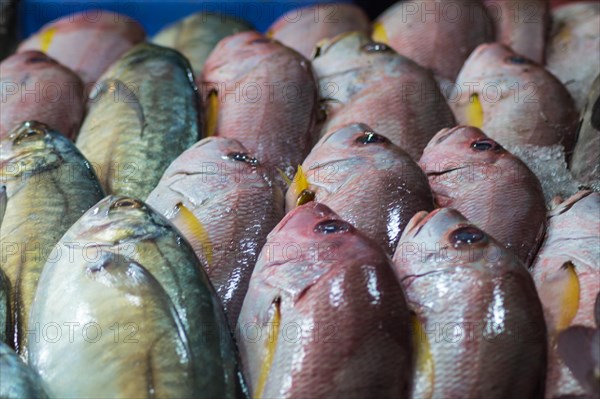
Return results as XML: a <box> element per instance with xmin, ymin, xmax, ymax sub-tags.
<box><xmin>254</xmin><ymin>299</ymin><xmax>281</xmax><ymax>399</ymax></box>
<box><xmin>466</xmin><ymin>93</ymin><xmax>484</xmax><ymax>129</ymax></box>
<box><xmin>372</xmin><ymin>22</ymin><xmax>389</xmax><ymax>44</ymax></box>
<box><xmin>171</xmin><ymin>202</ymin><xmax>213</xmax><ymax>265</ymax></box>
<box><xmin>412</xmin><ymin>313</ymin><xmax>434</xmax><ymax>399</ymax></box>
<box><xmin>205</xmin><ymin>89</ymin><xmax>219</xmax><ymax>137</ymax></box>
<box><xmin>40</xmin><ymin>27</ymin><xmax>57</xmax><ymax>53</ymax></box>
<box><xmin>555</xmin><ymin>261</ymin><xmax>580</xmax><ymax>332</ymax></box>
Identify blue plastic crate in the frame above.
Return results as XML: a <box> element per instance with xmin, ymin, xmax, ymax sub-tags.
<box><xmin>19</xmin><ymin>0</ymin><xmax>356</xmax><ymax>38</ymax></box>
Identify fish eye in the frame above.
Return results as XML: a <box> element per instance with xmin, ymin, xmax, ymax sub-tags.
<box><xmin>362</xmin><ymin>42</ymin><xmax>391</xmax><ymax>53</ymax></box>
<box><xmin>471</xmin><ymin>139</ymin><xmax>502</xmax><ymax>152</ymax></box>
<box><xmin>449</xmin><ymin>226</ymin><xmax>486</xmax><ymax>246</ymax></box>
<box><xmin>505</xmin><ymin>56</ymin><xmax>531</xmax><ymax>65</ymax></box>
<box><xmin>227</xmin><ymin>152</ymin><xmax>259</xmax><ymax>166</ymax></box>
<box><xmin>355</xmin><ymin>131</ymin><xmax>389</xmax><ymax>145</ymax></box>
<box><xmin>314</xmin><ymin>219</ymin><xmax>352</xmax><ymax>234</ymax></box>
<box><xmin>296</xmin><ymin>189</ymin><xmax>315</xmax><ymax>206</ymax></box>
<box><xmin>11</xmin><ymin>122</ymin><xmax>47</xmax><ymax>144</ymax></box>
<box><xmin>110</xmin><ymin>198</ymin><xmax>145</xmax><ymax>210</ymax></box>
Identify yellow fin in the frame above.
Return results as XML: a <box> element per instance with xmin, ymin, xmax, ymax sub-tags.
<box><xmin>265</xmin><ymin>29</ymin><xmax>274</xmax><ymax>39</ymax></box>
<box><xmin>466</xmin><ymin>93</ymin><xmax>484</xmax><ymax>128</ymax></box>
<box><xmin>170</xmin><ymin>202</ymin><xmax>213</xmax><ymax>265</ymax></box>
<box><xmin>412</xmin><ymin>313</ymin><xmax>434</xmax><ymax>399</ymax></box>
<box><xmin>254</xmin><ymin>299</ymin><xmax>280</xmax><ymax>399</ymax></box>
<box><xmin>205</xmin><ymin>90</ymin><xmax>219</xmax><ymax>137</ymax></box>
<box><xmin>292</xmin><ymin>165</ymin><xmax>309</xmax><ymax>198</ymax></box>
<box><xmin>555</xmin><ymin>262</ymin><xmax>580</xmax><ymax>331</ymax></box>
<box><xmin>275</xmin><ymin>167</ymin><xmax>292</xmax><ymax>187</ymax></box>
<box><xmin>40</xmin><ymin>26</ymin><xmax>57</xmax><ymax>53</ymax></box>
<box><xmin>372</xmin><ymin>22</ymin><xmax>389</xmax><ymax>44</ymax></box>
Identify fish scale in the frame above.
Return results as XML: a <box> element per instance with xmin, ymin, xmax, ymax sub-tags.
<box><xmin>0</xmin><ymin>121</ymin><xmax>104</xmax><ymax>358</ymax></box>
<box><xmin>77</xmin><ymin>43</ymin><xmax>201</xmax><ymax>200</ymax></box>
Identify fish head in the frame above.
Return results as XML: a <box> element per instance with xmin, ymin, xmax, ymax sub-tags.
<box><xmin>0</xmin><ymin>50</ymin><xmax>60</xmax><ymax>72</ymax></box>
<box><xmin>0</xmin><ymin>121</ymin><xmax>66</xmax><ymax>179</ymax></box>
<box><xmin>263</xmin><ymin>202</ymin><xmax>383</xmax><ymax>270</ymax></box>
<box><xmin>70</xmin><ymin>195</ymin><xmax>171</xmax><ymax>245</ymax></box>
<box><xmin>460</xmin><ymin>42</ymin><xmax>538</xmax><ymax>81</ymax></box>
<box><xmin>314</xmin><ymin>123</ymin><xmax>399</xmax><ymax>160</ymax></box>
<box><xmin>420</xmin><ymin>126</ymin><xmax>506</xmax><ymax>172</ymax></box>
<box><xmin>395</xmin><ymin>208</ymin><xmax>508</xmax><ymax>275</ymax></box>
<box><xmin>188</xmin><ymin>137</ymin><xmax>260</xmax><ymax>168</ymax></box>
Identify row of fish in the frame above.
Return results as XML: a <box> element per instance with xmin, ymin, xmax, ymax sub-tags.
<box><xmin>1</xmin><ymin>1</ymin><xmax>599</xmax><ymax>398</ymax></box>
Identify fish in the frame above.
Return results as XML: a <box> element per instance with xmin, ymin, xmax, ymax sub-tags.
<box><xmin>373</xmin><ymin>0</ymin><xmax>494</xmax><ymax>82</ymax></box>
<box><xmin>451</xmin><ymin>43</ymin><xmax>579</xmax><ymax>152</ymax></box>
<box><xmin>146</xmin><ymin>137</ymin><xmax>284</xmax><ymax>328</ymax></box>
<box><xmin>0</xmin><ymin>342</ymin><xmax>49</xmax><ymax>399</ymax></box>
<box><xmin>532</xmin><ymin>190</ymin><xmax>600</xmax><ymax>398</ymax></box>
<box><xmin>200</xmin><ymin>31</ymin><xmax>318</xmax><ymax>187</ymax></box>
<box><xmin>18</xmin><ymin>10</ymin><xmax>145</xmax><ymax>87</ymax></box>
<box><xmin>153</xmin><ymin>12</ymin><xmax>253</xmax><ymax>78</ymax></box>
<box><xmin>0</xmin><ymin>269</ymin><xmax>8</xmax><ymax>345</ymax></box>
<box><xmin>76</xmin><ymin>43</ymin><xmax>201</xmax><ymax>199</ymax></box>
<box><xmin>311</xmin><ymin>32</ymin><xmax>455</xmax><ymax>160</ymax></box>
<box><xmin>286</xmin><ymin>123</ymin><xmax>434</xmax><ymax>255</ymax></box>
<box><xmin>484</xmin><ymin>0</ymin><xmax>550</xmax><ymax>64</ymax></box>
<box><xmin>267</xmin><ymin>3</ymin><xmax>371</xmax><ymax>59</ymax></box>
<box><xmin>0</xmin><ymin>121</ymin><xmax>104</xmax><ymax>358</ymax></box>
<box><xmin>0</xmin><ymin>51</ymin><xmax>85</xmax><ymax>140</ymax></box>
<box><xmin>237</xmin><ymin>202</ymin><xmax>413</xmax><ymax>398</ymax></box>
<box><xmin>546</xmin><ymin>2</ymin><xmax>600</xmax><ymax>111</ymax></box>
<box><xmin>29</xmin><ymin>195</ymin><xmax>244</xmax><ymax>398</ymax></box>
<box><xmin>392</xmin><ymin>208</ymin><xmax>547</xmax><ymax>399</ymax></box>
<box><xmin>29</xmin><ymin>248</ymin><xmax>196</xmax><ymax>398</ymax></box>
<box><xmin>419</xmin><ymin>125</ymin><xmax>547</xmax><ymax>266</ymax></box>
<box><xmin>570</xmin><ymin>74</ymin><xmax>600</xmax><ymax>190</ymax></box>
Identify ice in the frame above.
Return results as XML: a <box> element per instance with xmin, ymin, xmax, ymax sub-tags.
<box><xmin>506</xmin><ymin>144</ymin><xmax>582</xmax><ymax>205</ymax></box>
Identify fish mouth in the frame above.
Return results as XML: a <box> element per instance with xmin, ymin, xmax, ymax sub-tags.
<box><xmin>405</xmin><ymin>209</ymin><xmax>443</xmax><ymax>237</ymax></box>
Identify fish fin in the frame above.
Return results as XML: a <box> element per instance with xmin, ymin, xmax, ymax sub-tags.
<box><xmin>265</xmin><ymin>29</ymin><xmax>274</xmax><ymax>39</ymax></box>
<box><xmin>539</xmin><ymin>261</ymin><xmax>580</xmax><ymax>333</ymax></box>
<box><xmin>170</xmin><ymin>202</ymin><xmax>213</xmax><ymax>266</ymax></box>
<box><xmin>254</xmin><ymin>298</ymin><xmax>281</xmax><ymax>399</ymax></box>
<box><xmin>205</xmin><ymin>89</ymin><xmax>219</xmax><ymax>137</ymax></box>
<box><xmin>372</xmin><ymin>22</ymin><xmax>389</xmax><ymax>44</ymax></box>
<box><xmin>275</xmin><ymin>167</ymin><xmax>293</xmax><ymax>187</ymax></box>
<box><xmin>292</xmin><ymin>165</ymin><xmax>309</xmax><ymax>197</ymax></box>
<box><xmin>40</xmin><ymin>26</ymin><xmax>57</xmax><ymax>52</ymax></box>
<box><xmin>466</xmin><ymin>93</ymin><xmax>484</xmax><ymax>129</ymax></box>
<box><xmin>412</xmin><ymin>313</ymin><xmax>434</xmax><ymax>399</ymax></box>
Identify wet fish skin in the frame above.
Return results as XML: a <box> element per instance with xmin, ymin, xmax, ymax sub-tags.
<box><xmin>452</xmin><ymin>43</ymin><xmax>579</xmax><ymax>152</ymax></box>
<box><xmin>419</xmin><ymin>125</ymin><xmax>546</xmax><ymax>266</ymax></box>
<box><xmin>147</xmin><ymin>137</ymin><xmax>284</xmax><ymax>329</ymax></box>
<box><xmin>0</xmin><ymin>269</ymin><xmax>8</xmax><ymax>345</ymax></box>
<box><xmin>0</xmin><ymin>121</ymin><xmax>104</xmax><ymax>357</ymax></box>
<box><xmin>268</xmin><ymin>3</ymin><xmax>371</xmax><ymax>59</ymax></box>
<box><xmin>200</xmin><ymin>31</ymin><xmax>318</xmax><ymax>186</ymax></box>
<box><xmin>18</xmin><ymin>10</ymin><xmax>145</xmax><ymax>86</ymax></box>
<box><xmin>76</xmin><ymin>42</ymin><xmax>201</xmax><ymax>199</ymax></box>
<box><xmin>532</xmin><ymin>191</ymin><xmax>600</xmax><ymax>398</ymax></box>
<box><xmin>29</xmin><ymin>250</ymin><xmax>196</xmax><ymax>398</ymax></box>
<box><xmin>238</xmin><ymin>202</ymin><xmax>413</xmax><ymax>399</ymax></box>
<box><xmin>0</xmin><ymin>341</ymin><xmax>48</xmax><ymax>399</ymax></box>
<box><xmin>153</xmin><ymin>12</ymin><xmax>253</xmax><ymax>77</ymax></box>
<box><xmin>546</xmin><ymin>2</ymin><xmax>600</xmax><ymax>111</ymax></box>
<box><xmin>393</xmin><ymin>208</ymin><xmax>547</xmax><ymax>399</ymax></box>
<box><xmin>374</xmin><ymin>0</ymin><xmax>494</xmax><ymax>81</ymax></box>
<box><xmin>484</xmin><ymin>0</ymin><xmax>550</xmax><ymax>64</ymax></box>
<box><xmin>286</xmin><ymin>123</ymin><xmax>434</xmax><ymax>255</ymax></box>
<box><xmin>312</xmin><ymin>32</ymin><xmax>455</xmax><ymax>160</ymax></box>
<box><xmin>40</xmin><ymin>195</ymin><xmax>243</xmax><ymax>398</ymax></box>
<box><xmin>0</xmin><ymin>51</ymin><xmax>84</xmax><ymax>140</ymax></box>
<box><xmin>570</xmin><ymin>75</ymin><xmax>600</xmax><ymax>190</ymax></box>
